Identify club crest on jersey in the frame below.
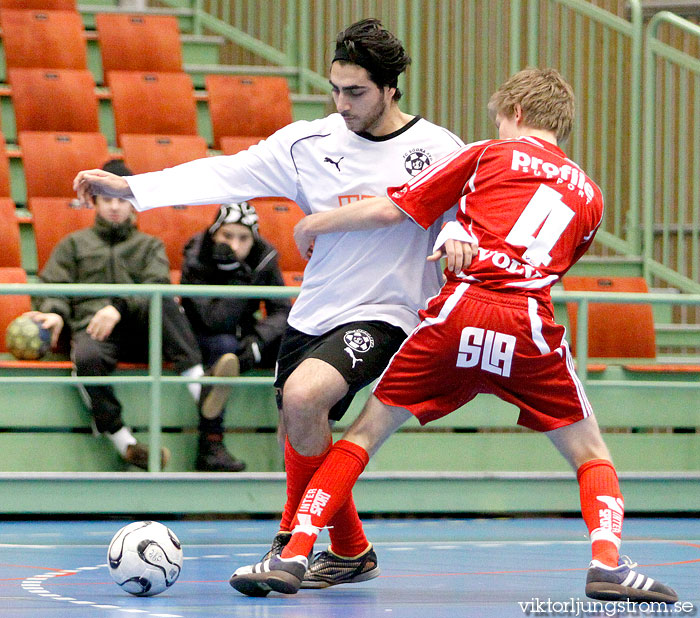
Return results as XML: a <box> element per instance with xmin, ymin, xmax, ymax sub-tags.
<box><xmin>343</xmin><ymin>329</ymin><xmax>374</xmax><ymax>368</ymax></box>
<box><xmin>403</xmin><ymin>148</ymin><xmax>431</xmax><ymax>176</ymax></box>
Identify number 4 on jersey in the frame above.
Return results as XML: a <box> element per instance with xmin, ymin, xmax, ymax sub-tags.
<box><xmin>505</xmin><ymin>184</ymin><xmax>574</xmax><ymax>267</ymax></box>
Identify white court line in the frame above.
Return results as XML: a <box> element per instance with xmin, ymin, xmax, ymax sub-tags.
<box><xmin>14</xmin><ymin>538</ymin><xmax>693</xmax><ymax>616</ymax></box>
<box><xmin>19</xmin><ymin>564</ymin><xmax>185</xmax><ymax>618</ymax></box>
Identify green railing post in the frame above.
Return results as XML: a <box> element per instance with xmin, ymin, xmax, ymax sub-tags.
<box><xmin>148</xmin><ymin>291</ymin><xmax>163</xmax><ymax>473</ymax></box>
<box><xmin>193</xmin><ymin>0</ymin><xmax>203</xmax><ymax>35</ymax></box>
<box><xmin>626</xmin><ymin>0</ymin><xmax>643</xmax><ymax>254</ymax></box>
<box><xmin>643</xmin><ymin>11</ymin><xmax>700</xmax><ymax>290</ymax></box>
<box><xmin>408</xmin><ymin>0</ymin><xmax>422</xmax><ymax>117</ymax></box>
<box><xmin>285</xmin><ymin>0</ymin><xmax>299</xmax><ymax>83</ymax></box>
<box><xmin>510</xmin><ymin>0</ymin><xmax>522</xmax><ymax>74</ymax></box>
<box><xmin>297</xmin><ymin>0</ymin><xmax>310</xmax><ymax>95</ymax></box>
<box><xmin>526</xmin><ymin>0</ymin><xmax>539</xmax><ymax>66</ymax></box>
<box><xmin>576</xmin><ymin>299</ymin><xmax>589</xmax><ymax>386</ymax></box>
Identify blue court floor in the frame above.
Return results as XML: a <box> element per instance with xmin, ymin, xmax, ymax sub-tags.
<box><xmin>0</xmin><ymin>517</ymin><xmax>698</xmax><ymax>617</ymax></box>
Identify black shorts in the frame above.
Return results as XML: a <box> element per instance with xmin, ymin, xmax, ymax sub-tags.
<box><xmin>274</xmin><ymin>320</ymin><xmax>407</xmax><ymax>421</ymax></box>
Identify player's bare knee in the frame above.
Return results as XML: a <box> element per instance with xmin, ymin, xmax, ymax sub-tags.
<box><xmin>281</xmin><ymin>377</ymin><xmax>327</xmax><ymax>425</ymax></box>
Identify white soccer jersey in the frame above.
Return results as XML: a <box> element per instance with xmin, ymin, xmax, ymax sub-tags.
<box><xmin>127</xmin><ymin>113</ymin><xmax>464</xmax><ymax>335</ymax></box>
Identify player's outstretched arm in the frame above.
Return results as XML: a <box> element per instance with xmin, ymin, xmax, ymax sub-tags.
<box><xmin>73</xmin><ymin>169</ymin><xmax>134</xmax><ymax>207</ymax></box>
<box><xmin>294</xmin><ymin>196</ymin><xmax>406</xmax><ymax>258</ymax></box>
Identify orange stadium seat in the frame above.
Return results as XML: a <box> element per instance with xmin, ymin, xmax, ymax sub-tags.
<box><xmin>561</xmin><ymin>276</ymin><xmax>656</xmax><ymax>358</ymax></box>
<box><xmin>95</xmin><ymin>14</ymin><xmax>183</xmax><ymax>80</ymax></box>
<box><xmin>19</xmin><ymin>131</ymin><xmax>110</xmax><ymax>200</ymax></box>
<box><xmin>0</xmin><ymin>0</ymin><xmax>76</xmax><ymax>8</ymax></box>
<box><xmin>251</xmin><ymin>198</ymin><xmax>306</xmax><ymax>271</ymax></box>
<box><xmin>205</xmin><ymin>75</ymin><xmax>292</xmax><ymax>149</ymax></box>
<box><xmin>121</xmin><ymin>134</ymin><xmax>208</xmax><ymax>174</ymax></box>
<box><xmin>220</xmin><ymin>135</ymin><xmax>264</xmax><ymax>155</ymax></box>
<box><xmin>0</xmin><ymin>9</ymin><xmax>86</xmax><ymax>70</ymax></box>
<box><xmin>137</xmin><ymin>204</ymin><xmax>221</xmax><ymax>271</ymax></box>
<box><xmin>30</xmin><ymin>197</ymin><xmax>96</xmax><ymax>271</ymax></box>
<box><xmin>0</xmin><ymin>267</ymin><xmax>31</xmax><ymax>353</ymax></box>
<box><xmin>282</xmin><ymin>271</ymin><xmax>304</xmax><ymax>287</ymax></box>
<box><xmin>8</xmin><ymin>68</ymin><xmax>99</xmax><ymax>134</ymax></box>
<box><xmin>0</xmin><ymin>199</ymin><xmax>21</xmax><ymax>268</ymax></box>
<box><xmin>108</xmin><ymin>71</ymin><xmax>198</xmax><ymax>144</ymax></box>
<box><xmin>0</xmin><ymin>133</ymin><xmax>12</xmax><ymax>197</ymax></box>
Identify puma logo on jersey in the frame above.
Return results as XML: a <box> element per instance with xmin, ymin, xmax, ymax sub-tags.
<box><xmin>324</xmin><ymin>156</ymin><xmax>344</xmax><ymax>171</ymax></box>
<box><xmin>344</xmin><ymin>346</ymin><xmax>363</xmax><ymax>368</ymax></box>
<box><xmin>342</xmin><ymin>329</ymin><xmax>373</xmax><ymax>368</ymax></box>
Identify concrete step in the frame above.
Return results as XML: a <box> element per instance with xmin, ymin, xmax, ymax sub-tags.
<box><xmin>568</xmin><ymin>254</ymin><xmax>644</xmax><ymax>277</ymax></box>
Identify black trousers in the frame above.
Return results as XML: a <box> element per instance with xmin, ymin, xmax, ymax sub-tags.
<box><xmin>72</xmin><ymin>299</ymin><xmax>202</xmax><ymax>434</ymax></box>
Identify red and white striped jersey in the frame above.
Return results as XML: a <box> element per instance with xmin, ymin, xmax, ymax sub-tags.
<box><xmin>388</xmin><ymin>136</ymin><xmax>605</xmax><ymax>307</ymax></box>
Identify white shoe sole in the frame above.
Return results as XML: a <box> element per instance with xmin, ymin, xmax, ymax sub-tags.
<box><xmin>200</xmin><ymin>353</ymin><xmax>239</xmax><ymax>420</ymax></box>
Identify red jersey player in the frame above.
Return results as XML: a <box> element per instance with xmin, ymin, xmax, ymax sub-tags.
<box><xmin>229</xmin><ymin>68</ymin><xmax>678</xmax><ymax>603</ymax></box>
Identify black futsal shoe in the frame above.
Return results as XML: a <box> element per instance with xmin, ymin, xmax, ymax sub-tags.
<box><xmin>586</xmin><ymin>557</ymin><xmax>678</xmax><ymax>602</ymax></box>
<box><xmin>301</xmin><ymin>544</ymin><xmax>380</xmax><ymax>588</ymax></box>
<box><xmin>229</xmin><ymin>554</ymin><xmax>308</xmax><ymax>596</ymax></box>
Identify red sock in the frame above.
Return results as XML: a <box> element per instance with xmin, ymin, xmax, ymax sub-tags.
<box><xmin>279</xmin><ymin>438</ymin><xmax>331</xmax><ymax>532</ymax></box>
<box><xmin>578</xmin><ymin>458</ymin><xmax>624</xmax><ymax>567</ymax></box>
<box><xmin>327</xmin><ymin>493</ymin><xmax>370</xmax><ymax>557</ymax></box>
<box><xmin>282</xmin><ymin>440</ymin><xmax>369</xmax><ymax>560</ymax></box>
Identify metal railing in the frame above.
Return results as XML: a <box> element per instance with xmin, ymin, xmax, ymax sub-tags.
<box><xmin>520</xmin><ymin>0</ymin><xmax>644</xmax><ymax>259</ymax></box>
<box><xmin>643</xmin><ymin>12</ymin><xmax>700</xmax><ymax>293</ymax></box>
<box><xmin>1</xmin><ymin>283</ymin><xmax>698</xmax><ymax>471</ymax></box>
<box><xmin>0</xmin><ymin>284</ymin><xmax>297</xmax><ymax>472</ymax></box>
<box><xmin>151</xmin><ymin>0</ymin><xmax>700</xmax><ymax>299</ymax></box>
<box><xmin>155</xmin><ymin>0</ymin><xmax>642</xmax><ymax>252</ymax></box>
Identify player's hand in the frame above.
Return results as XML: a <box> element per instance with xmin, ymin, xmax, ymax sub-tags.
<box><xmin>23</xmin><ymin>311</ymin><xmax>64</xmax><ymax>348</ymax></box>
<box><xmin>427</xmin><ymin>238</ymin><xmax>478</xmax><ymax>273</ymax></box>
<box><xmin>73</xmin><ymin>169</ymin><xmax>133</xmax><ymax>208</ymax></box>
<box><xmin>293</xmin><ymin>218</ymin><xmax>316</xmax><ymax>260</ymax></box>
<box><xmin>86</xmin><ymin>305</ymin><xmax>121</xmax><ymax>341</ymax></box>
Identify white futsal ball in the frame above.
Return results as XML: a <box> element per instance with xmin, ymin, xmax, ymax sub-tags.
<box><xmin>107</xmin><ymin>521</ymin><xmax>183</xmax><ymax>596</ymax></box>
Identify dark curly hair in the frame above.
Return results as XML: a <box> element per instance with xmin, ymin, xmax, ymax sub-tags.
<box><xmin>333</xmin><ymin>18</ymin><xmax>411</xmax><ymax>101</ymax></box>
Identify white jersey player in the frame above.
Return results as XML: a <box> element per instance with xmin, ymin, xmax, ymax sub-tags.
<box><xmin>74</xmin><ymin>18</ymin><xmax>465</xmax><ymax>591</ymax></box>
<box><xmin>126</xmin><ymin>112</ymin><xmax>463</xmax><ymax>336</ymax></box>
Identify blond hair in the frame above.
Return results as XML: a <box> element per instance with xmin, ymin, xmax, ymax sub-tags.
<box><xmin>488</xmin><ymin>68</ymin><xmax>575</xmax><ymax>143</ymax></box>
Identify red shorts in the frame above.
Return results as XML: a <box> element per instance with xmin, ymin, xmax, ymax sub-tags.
<box><xmin>373</xmin><ymin>282</ymin><xmax>593</xmax><ymax>432</ymax></box>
